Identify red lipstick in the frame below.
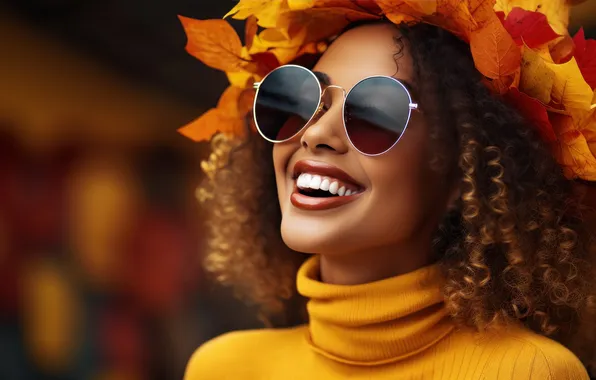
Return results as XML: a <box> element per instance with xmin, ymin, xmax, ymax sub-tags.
<box><xmin>290</xmin><ymin>160</ymin><xmax>364</xmax><ymax>211</ymax></box>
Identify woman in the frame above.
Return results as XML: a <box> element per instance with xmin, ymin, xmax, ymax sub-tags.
<box><xmin>180</xmin><ymin>1</ymin><xmax>596</xmax><ymax>378</ymax></box>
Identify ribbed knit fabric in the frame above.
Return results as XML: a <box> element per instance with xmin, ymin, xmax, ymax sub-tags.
<box><xmin>185</xmin><ymin>255</ymin><xmax>589</xmax><ymax>379</ymax></box>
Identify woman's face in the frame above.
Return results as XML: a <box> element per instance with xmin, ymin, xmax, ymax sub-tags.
<box><xmin>273</xmin><ymin>23</ymin><xmax>453</xmax><ymax>266</ymax></box>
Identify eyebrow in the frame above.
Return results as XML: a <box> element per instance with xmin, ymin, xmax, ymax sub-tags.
<box><xmin>313</xmin><ymin>70</ymin><xmax>418</xmax><ymax>97</ymax></box>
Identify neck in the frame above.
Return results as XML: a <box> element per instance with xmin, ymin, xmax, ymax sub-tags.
<box><xmin>319</xmin><ymin>235</ymin><xmax>435</xmax><ymax>285</ymax></box>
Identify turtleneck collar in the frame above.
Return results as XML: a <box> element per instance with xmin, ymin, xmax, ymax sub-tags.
<box><xmin>296</xmin><ymin>255</ymin><xmax>455</xmax><ymax>366</ymax></box>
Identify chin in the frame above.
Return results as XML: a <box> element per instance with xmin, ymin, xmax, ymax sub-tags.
<box><xmin>280</xmin><ymin>212</ymin><xmax>359</xmax><ymax>254</ymax></box>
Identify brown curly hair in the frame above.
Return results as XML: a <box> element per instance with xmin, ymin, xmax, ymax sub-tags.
<box><xmin>197</xmin><ymin>21</ymin><xmax>596</xmax><ymax>370</ymax></box>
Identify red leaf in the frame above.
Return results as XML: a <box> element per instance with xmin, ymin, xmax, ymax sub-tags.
<box><xmin>573</xmin><ymin>28</ymin><xmax>596</xmax><ymax>89</ymax></box>
<box><xmin>505</xmin><ymin>88</ymin><xmax>557</xmax><ymax>142</ymax></box>
<box><xmin>501</xmin><ymin>8</ymin><xmax>560</xmax><ymax>49</ymax></box>
<box><xmin>247</xmin><ymin>52</ymin><xmax>281</xmax><ymax>77</ymax></box>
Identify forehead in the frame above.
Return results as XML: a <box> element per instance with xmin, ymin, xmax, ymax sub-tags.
<box><xmin>312</xmin><ymin>23</ymin><xmax>414</xmax><ymax>90</ymax></box>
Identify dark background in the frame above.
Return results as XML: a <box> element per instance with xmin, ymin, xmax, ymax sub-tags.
<box><xmin>0</xmin><ymin>1</ymin><xmax>594</xmax><ymax>379</ymax></box>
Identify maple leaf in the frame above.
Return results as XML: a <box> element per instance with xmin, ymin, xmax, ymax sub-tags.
<box><xmin>245</xmin><ymin>16</ymin><xmax>258</xmax><ymax>50</ymax></box>
<box><xmin>500</xmin><ymin>7</ymin><xmax>560</xmax><ymax>48</ymax></box>
<box><xmin>519</xmin><ymin>48</ymin><xmax>555</xmax><ymax>104</ymax></box>
<box><xmin>573</xmin><ymin>28</ymin><xmax>596</xmax><ymax>89</ymax></box>
<box><xmin>178</xmin><ymin>17</ymin><xmax>244</xmax><ymax>73</ymax></box>
<box><xmin>470</xmin><ymin>15</ymin><xmax>521</xmax><ymax>79</ymax></box>
<box><xmin>505</xmin><ymin>88</ymin><xmax>557</xmax><ymax>141</ymax></box>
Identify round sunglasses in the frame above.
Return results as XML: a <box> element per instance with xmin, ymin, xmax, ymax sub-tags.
<box><xmin>252</xmin><ymin>64</ymin><xmax>419</xmax><ymax>156</ymax></box>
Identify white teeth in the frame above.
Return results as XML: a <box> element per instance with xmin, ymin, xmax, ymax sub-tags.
<box><xmin>296</xmin><ymin>173</ymin><xmax>360</xmax><ymax>197</ymax></box>
<box><xmin>309</xmin><ymin>175</ymin><xmax>322</xmax><ymax>189</ymax></box>
<box><xmin>298</xmin><ymin>174</ymin><xmax>311</xmax><ymax>188</ymax></box>
<box><xmin>329</xmin><ymin>181</ymin><xmax>339</xmax><ymax>194</ymax></box>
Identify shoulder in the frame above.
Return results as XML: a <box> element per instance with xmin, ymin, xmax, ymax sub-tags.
<box><xmin>183</xmin><ymin>325</ymin><xmax>307</xmax><ymax>380</ymax></box>
<box><xmin>472</xmin><ymin>325</ymin><xmax>590</xmax><ymax>380</ymax></box>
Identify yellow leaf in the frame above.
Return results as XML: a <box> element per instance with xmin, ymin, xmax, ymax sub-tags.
<box><xmin>288</xmin><ymin>0</ymin><xmax>315</xmax><ymax>10</ymax></box>
<box><xmin>178</xmin><ymin>109</ymin><xmax>246</xmax><ymax>142</ymax></box>
<box><xmin>546</xmin><ymin>57</ymin><xmax>593</xmax><ymax>113</ymax></box>
<box><xmin>519</xmin><ymin>48</ymin><xmax>555</xmax><ymax>104</ymax></box>
<box><xmin>178</xmin><ymin>17</ymin><xmax>244</xmax><ymax>72</ymax></box>
<box><xmin>224</xmin><ymin>0</ymin><xmax>286</xmax><ymax>28</ymax></box>
<box><xmin>227</xmin><ymin>71</ymin><xmax>255</xmax><ymax>88</ymax></box>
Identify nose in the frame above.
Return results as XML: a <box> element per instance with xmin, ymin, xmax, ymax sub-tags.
<box><xmin>299</xmin><ymin>87</ymin><xmax>349</xmax><ymax>154</ymax></box>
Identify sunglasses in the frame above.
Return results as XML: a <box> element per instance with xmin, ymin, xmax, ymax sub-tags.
<box><xmin>252</xmin><ymin>64</ymin><xmax>419</xmax><ymax>156</ymax></box>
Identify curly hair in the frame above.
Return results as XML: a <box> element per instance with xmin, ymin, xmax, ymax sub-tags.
<box><xmin>197</xmin><ymin>22</ymin><xmax>596</xmax><ymax>370</ymax></box>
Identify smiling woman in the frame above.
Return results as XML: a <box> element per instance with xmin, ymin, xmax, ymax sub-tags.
<box><xmin>180</xmin><ymin>1</ymin><xmax>596</xmax><ymax>379</ymax></box>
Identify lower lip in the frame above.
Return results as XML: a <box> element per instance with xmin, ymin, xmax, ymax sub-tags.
<box><xmin>290</xmin><ymin>188</ymin><xmax>363</xmax><ymax>211</ymax></box>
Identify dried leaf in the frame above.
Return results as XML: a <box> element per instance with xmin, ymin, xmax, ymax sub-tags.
<box><xmin>470</xmin><ymin>15</ymin><xmax>521</xmax><ymax>79</ymax></box>
<box><xmin>573</xmin><ymin>28</ymin><xmax>596</xmax><ymax>89</ymax></box>
<box><xmin>245</xmin><ymin>16</ymin><xmax>258</xmax><ymax>50</ymax></box>
<box><xmin>224</xmin><ymin>0</ymin><xmax>285</xmax><ymax>28</ymax></box>
<box><xmin>500</xmin><ymin>7</ymin><xmax>560</xmax><ymax>48</ymax></box>
<box><xmin>519</xmin><ymin>48</ymin><xmax>555</xmax><ymax>104</ymax></box>
<box><xmin>505</xmin><ymin>88</ymin><xmax>557</xmax><ymax>141</ymax></box>
<box><xmin>178</xmin><ymin>108</ymin><xmax>246</xmax><ymax>142</ymax></box>
<box><xmin>178</xmin><ymin>17</ymin><xmax>244</xmax><ymax>72</ymax></box>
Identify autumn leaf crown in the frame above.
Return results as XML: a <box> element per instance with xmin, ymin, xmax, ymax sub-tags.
<box><xmin>178</xmin><ymin>0</ymin><xmax>596</xmax><ymax>181</ymax></box>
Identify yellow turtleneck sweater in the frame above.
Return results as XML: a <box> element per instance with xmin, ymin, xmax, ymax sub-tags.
<box><xmin>184</xmin><ymin>256</ymin><xmax>589</xmax><ymax>379</ymax></box>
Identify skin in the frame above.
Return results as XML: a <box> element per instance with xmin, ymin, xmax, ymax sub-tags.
<box><xmin>273</xmin><ymin>23</ymin><xmax>455</xmax><ymax>285</ymax></box>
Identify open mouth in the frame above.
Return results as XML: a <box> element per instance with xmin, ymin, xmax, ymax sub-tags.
<box><xmin>295</xmin><ymin>173</ymin><xmax>363</xmax><ymax>198</ymax></box>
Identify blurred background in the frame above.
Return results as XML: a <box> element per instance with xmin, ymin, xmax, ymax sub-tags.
<box><xmin>0</xmin><ymin>1</ymin><xmax>594</xmax><ymax>379</ymax></box>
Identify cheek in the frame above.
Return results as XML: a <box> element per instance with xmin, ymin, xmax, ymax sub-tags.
<box><xmin>272</xmin><ymin>143</ymin><xmax>295</xmax><ymax>198</ymax></box>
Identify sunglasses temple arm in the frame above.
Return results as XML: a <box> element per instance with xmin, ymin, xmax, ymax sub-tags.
<box><xmin>253</xmin><ymin>82</ymin><xmax>261</xmax><ymax>90</ymax></box>
<box><xmin>409</xmin><ymin>103</ymin><xmax>418</xmax><ymax>110</ymax></box>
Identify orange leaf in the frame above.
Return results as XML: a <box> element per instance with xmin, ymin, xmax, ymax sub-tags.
<box><xmin>549</xmin><ymin>113</ymin><xmax>596</xmax><ymax>180</ymax></box>
<box><xmin>311</xmin><ymin>0</ymin><xmax>382</xmax><ymax>14</ymax></box>
<box><xmin>217</xmin><ymin>86</ymin><xmax>244</xmax><ymax>116</ymax></box>
<box><xmin>470</xmin><ymin>15</ymin><xmax>521</xmax><ymax>79</ymax></box>
<box><xmin>178</xmin><ymin>109</ymin><xmax>245</xmax><ymax>142</ymax></box>
<box><xmin>288</xmin><ymin>0</ymin><xmax>315</xmax><ymax>10</ymax></box>
<box><xmin>376</xmin><ymin>0</ymin><xmax>433</xmax><ymax>24</ymax></box>
<box><xmin>178</xmin><ymin>17</ymin><xmax>244</xmax><ymax>72</ymax></box>
<box><xmin>245</xmin><ymin>16</ymin><xmax>258</xmax><ymax>50</ymax></box>
<box><xmin>278</xmin><ymin>7</ymin><xmax>380</xmax><ymax>44</ymax></box>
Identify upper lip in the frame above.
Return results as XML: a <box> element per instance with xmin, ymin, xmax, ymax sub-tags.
<box><xmin>292</xmin><ymin>160</ymin><xmax>364</xmax><ymax>189</ymax></box>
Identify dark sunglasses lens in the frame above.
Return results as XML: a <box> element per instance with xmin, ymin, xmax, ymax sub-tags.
<box><xmin>344</xmin><ymin>77</ymin><xmax>411</xmax><ymax>155</ymax></box>
<box><xmin>254</xmin><ymin>66</ymin><xmax>320</xmax><ymax>141</ymax></box>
